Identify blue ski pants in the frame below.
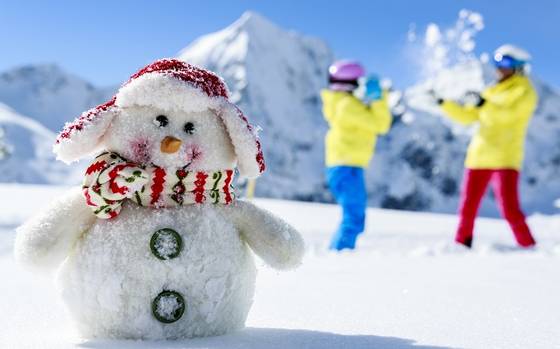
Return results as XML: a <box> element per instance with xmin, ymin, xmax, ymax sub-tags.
<box><xmin>326</xmin><ymin>166</ymin><xmax>367</xmax><ymax>249</ymax></box>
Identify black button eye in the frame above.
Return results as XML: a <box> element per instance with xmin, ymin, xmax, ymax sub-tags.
<box><xmin>184</xmin><ymin>122</ymin><xmax>195</xmax><ymax>135</ymax></box>
<box><xmin>154</xmin><ymin>115</ymin><xmax>168</xmax><ymax>128</ymax></box>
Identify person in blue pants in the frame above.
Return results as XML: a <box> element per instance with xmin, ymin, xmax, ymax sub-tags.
<box><xmin>326</xmin><ymin>167</ymin><xmax>368</xmax><ymax>249</ymax></box>
<box><xmin>321</xmin><ymin>60</ymin><xmax>392</xmax><ymax>250</ymax></box>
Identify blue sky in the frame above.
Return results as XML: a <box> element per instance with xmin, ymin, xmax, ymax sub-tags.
<box><xmin>1</xmin><ymin>0</ymin><xmax>559</xmax><ymax>88</ymax></box>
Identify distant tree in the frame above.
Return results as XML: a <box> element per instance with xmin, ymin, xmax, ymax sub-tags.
<box><xmin>0</xmin><ymin>127</ymin><xmax>10</xmax><ymax>160</ymax></box>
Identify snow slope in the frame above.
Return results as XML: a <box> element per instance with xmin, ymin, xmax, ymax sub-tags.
<box><xmin>1</xmin><ymin>184</ymin><xmax>559</xmax><ymax>349</ymax></box>
<box><xmin>0</xmin><ymin>103</ymin><xmax>81</xmax><ymax>184</ymax></box>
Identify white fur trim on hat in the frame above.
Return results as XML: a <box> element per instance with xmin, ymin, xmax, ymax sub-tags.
<box><xmin>115</xmin><ymin>73</ymin><xmax>225</xmax><ymax>112</ymax></box>
<box><xmin>53</xmin><ymin>98</ymin><xmax>118</xmax><ymax>163</ymax></box>
<box><xmin>216</xmin><ymin>101</ymin><xmax>265</xmax><ymax>178</ymax></box>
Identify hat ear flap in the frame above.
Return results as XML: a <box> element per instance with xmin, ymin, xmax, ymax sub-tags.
<box><xmin>53</xmin><ymin>99</ymin><xmax>118</xmax><ymax>164</ymax></box>
<box><xmin>217</xmin><ymin>102</ymin><xmax>265</xmax><ymax>178</ymax></box>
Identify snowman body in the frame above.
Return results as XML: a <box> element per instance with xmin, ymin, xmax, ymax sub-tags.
<box><xmin>58</xmin><ymin>203</ymin><xmax>256</xmax><ymax>339</ymax></box>
<box><xmin>15</xmin><ymin>60</ymin><xmax>304</xmax><ymax>340</ymax></box>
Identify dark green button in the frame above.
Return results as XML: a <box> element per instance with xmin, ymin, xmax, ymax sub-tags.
<box><xmin>150</xmin><ymin>228</ymin><xmax>183</xmax><ymax>260</ymax></box>
<box><xmin>152</xmin><ymin>290</ymin><xmax>186</xmax><ymax>323</ymax></box>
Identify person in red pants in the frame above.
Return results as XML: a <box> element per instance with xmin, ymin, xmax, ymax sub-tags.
<box><xmin>436</xmin><ymin>44</ymin><xmax>537</xmax><ymax>248</ymax></box>
<box><xmin>457</xmin><ymin>169</ymin><xmax>534</xmax><ymax>247</ymax></box>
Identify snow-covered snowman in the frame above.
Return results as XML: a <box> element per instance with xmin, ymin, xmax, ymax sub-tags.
<box><xmin>14</xmin><ymin>59</ymin><xmax>304</xmax><ymax>339</ymax></box>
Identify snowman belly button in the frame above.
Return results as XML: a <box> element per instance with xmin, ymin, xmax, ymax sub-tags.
<box><xmin>150</xmin><ymin>228</ymin><xmax>186</xmax><ymax>323</ymax></box>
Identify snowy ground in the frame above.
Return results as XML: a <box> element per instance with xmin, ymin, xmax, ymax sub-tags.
<box><xmin>1</xmin><ymin>184</ymin><xmax>559</xmax><ymax>349</ymax></box>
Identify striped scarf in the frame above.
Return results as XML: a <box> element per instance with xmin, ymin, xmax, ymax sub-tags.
<box><xmin>83</xmin><ymin>152</ymin><xmax>235</xmax><ymax>219</ymax></box>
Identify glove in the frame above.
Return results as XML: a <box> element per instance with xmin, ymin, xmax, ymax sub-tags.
<box><xmin>428</xmin><ymin>89</ymin><xmax>444</xmax><ymax>105</ymax></box>
<box><xmin>463</xmin><ymin>91</ymin><xmax>486</xmax><ymax>107</ymax></box>
<box><xmin>364</xmin><ymin>76</ymin><xmax>383</xmax><ymax>102</ymax></box>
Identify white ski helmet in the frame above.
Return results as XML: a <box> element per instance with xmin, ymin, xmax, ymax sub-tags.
<box><xmin>493</xmin><ymin>44</ymin><xmax>532</xmax><ymax>75</ymax></box>
<box><xmin>494</xmin><ymin>44</ymin><xmax>531</xmax><ymax>69</ymax></box>
<box><xmin>494</xmin><ymin>44</ymin><xmax>531</xmax><ymax>62</ymax></box>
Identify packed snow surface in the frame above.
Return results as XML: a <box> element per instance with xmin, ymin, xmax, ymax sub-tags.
<box><xmin>1</xmin><ymin>184</ymin><xmax>559</xmax><ymax>348</ymax></box>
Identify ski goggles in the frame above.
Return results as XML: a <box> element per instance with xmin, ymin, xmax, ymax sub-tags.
<box><xmin>493</xmin><ymin>54</ymin><xmax>525</xmax><ymax>69</ymax></box>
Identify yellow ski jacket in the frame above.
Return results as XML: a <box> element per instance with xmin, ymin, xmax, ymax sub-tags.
<box><xmin>441</xmin><ymin>75</ymin><xmax>537</xmax><ymax>170</ymax></box>
<box><xmin>321</xmin><ymin>90</ymin><xmax>392</xmax><ymax>168</ymax></box>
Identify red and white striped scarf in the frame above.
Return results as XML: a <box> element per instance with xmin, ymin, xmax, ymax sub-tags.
<box><xmin>83</xmin><ymin>152</ymin><xmax>235</xmax><ymax>219</ymax></box>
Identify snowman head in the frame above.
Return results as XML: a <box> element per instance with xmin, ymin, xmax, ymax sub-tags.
<box><xmin>53</xmin><ymin>59</ymin><xmax>265</xmax><ymax>178</ymax></box>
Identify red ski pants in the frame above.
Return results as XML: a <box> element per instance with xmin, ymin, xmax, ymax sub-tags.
<box><xmin>456</xmin><ymin>169</ymin><xmax>536</xmax><ymax>247</ymax></box>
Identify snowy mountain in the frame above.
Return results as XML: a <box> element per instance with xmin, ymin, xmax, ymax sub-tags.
<box><xmin>0</xmin><ymin>125</ymin><xmax>9</xmax><ymax>160</ymax></box>
<box><xmin>0</xmin><ymin>64</ymin><xmax>114</xmax><ymax>132</ymax></box>
<box><xmin>177</xmin><ymin>11</ymin><xmax>560</xmax><ymax>215</ymax></box>
<box><xmin>178</xmin><ymin>11</ymin><xmax>333</xmax><ymax>201</ymax></box>
<box><xmin>0</xmin><ymin>103</ymin><xmax>80</xmax><ymax>184</ymax></box>
<box><xmin>0</xmin><ymin>11</ymin><xmax>559</xmax><ymax>215</ymax></box>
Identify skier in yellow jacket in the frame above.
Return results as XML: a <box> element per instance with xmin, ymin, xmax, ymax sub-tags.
<box><xmin>322</xmin><ymin>60</ymin><xmax>392</xmax><ymax>250</ymax></box>
<box><xmin>436</xmin><ymin>45</ymin><xmax>537</xmax><ymax>248</ymax></box>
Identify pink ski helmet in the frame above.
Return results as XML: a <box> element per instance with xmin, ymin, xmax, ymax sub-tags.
<box><xmin>328</xmin><ymin>60</ymin><xmax>365</xmax><ymax>91</ymax></box>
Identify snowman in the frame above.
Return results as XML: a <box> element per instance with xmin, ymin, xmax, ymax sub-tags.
<box><xmin>14</xmin><ymin>59</ymin><xmax>304</xmax><ymax>339</ymax></box>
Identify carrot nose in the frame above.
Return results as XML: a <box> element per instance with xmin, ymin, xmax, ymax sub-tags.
<box><xmin>160</xmin><ymin>136</ymin><xmax>182</xmax><ymax>154</ymax></box>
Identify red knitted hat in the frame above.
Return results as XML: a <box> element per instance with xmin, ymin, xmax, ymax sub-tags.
<box><xmin>54</xmin><ymin>59</ymin><xmax>265</xmax><ymax>178</ymax></box>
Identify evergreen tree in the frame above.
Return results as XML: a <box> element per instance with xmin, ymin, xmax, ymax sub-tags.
<box><xmin>0</xmin><ymin>127</ymin><xmax>10</xmax><ymax>160</ymax></box>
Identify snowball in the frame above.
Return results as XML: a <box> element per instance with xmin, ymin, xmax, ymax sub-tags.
<box><xmin>425</xmin><ymin>23</ymin><xmax>442</xmax><ymax>47</ymax></box>
<box><xmin>468</xmin><ymin>12</ymin><xmax>484</xmax><ymax>31</ymax></box>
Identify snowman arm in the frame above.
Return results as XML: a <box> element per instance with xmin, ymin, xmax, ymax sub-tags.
<box><xmin>14</xmin><ymin>186</ymin><xmax>96</xmax><ymax>272</ymax></box>
<box><xmin>225</xmin><ymin>200</ymin><xmax>305</xmax><ymax>270</ymax></box>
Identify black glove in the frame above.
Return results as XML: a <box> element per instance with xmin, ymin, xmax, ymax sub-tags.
<box><xmin>464</xmin><ymin>91</ymin><xmax>486</xmax><ymax>107</ymax></box>
<box><xmin>428</xmin><ymin>89</ymin><xmax>444</xmax><ymax>105</ymax></box>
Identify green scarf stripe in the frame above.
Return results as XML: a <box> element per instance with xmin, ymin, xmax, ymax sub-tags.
<box><xmin>135</xmin><ymin>191</ymin><xmax>143</xmax><ymax>205</ymax></box>
<box><xmin>210</xmin><ymin>171</ymin><xmax>223</xmax><ymax>203</ymax></box>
